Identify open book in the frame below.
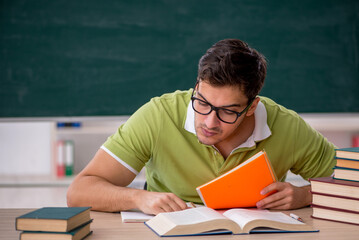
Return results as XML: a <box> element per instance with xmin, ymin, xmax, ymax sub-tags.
<box><xmin>145</xmin><ymin>207</ymin><xmax>317</xmax><ymax>236</ymax></box>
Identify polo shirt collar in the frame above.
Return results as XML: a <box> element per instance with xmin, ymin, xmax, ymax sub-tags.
<box><xmin>184</xmin><ymin>99</ymin><xmax>272</xmax><ymax>148</ymax></box>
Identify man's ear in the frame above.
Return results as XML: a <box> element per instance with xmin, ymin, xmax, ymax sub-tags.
<box><xmin>246</xmin><ymin>97</ymin><xmax>260</xmax><ymax>116</ymax></box>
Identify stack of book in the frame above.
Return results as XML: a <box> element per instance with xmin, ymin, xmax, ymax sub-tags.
<box><xmin>15</xmin><ymin>207</ymin><xmax>92</xmax><ymax>240</ymax></box>
<box><xmin>333</xmin><ymin>147</ymin><xmax>359</xmax><ymax>182</ymax></box>
<box><xmin>310</xmin><ymin>147</ymin><xmax>359</xmax><ymax>225</ymax></box>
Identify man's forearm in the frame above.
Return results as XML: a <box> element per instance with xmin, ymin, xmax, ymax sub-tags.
<box><xmin>67</xmin><ymin>175</ymin><xmax>142</xmax><ymax>212</ymax></box>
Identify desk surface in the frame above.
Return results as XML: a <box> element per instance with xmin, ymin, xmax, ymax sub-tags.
<box><xmin>1</xmin><ymin>208</ymin><xmax>357</xmax><ymax>240</ymax></box>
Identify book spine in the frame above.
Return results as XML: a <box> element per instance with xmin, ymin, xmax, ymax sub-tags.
<box><xmin>309</xmin><ymin>176</ymin><xmax>359</xmax><ymax>186</ymax></box>
<box><xmin>312</xmin><ymin>204</ymin><xmax>359</xmax><ymax>214</ymax></box>
<box><xmin>311</xmin><ymin>215</ymin><xmax>359</xmax><ymax>226</ymax></box>
<box><xmin>263</xmin><ymin>150</ymin><xmax>278</xmax><ymax>181</ymax></box>
<box><xmin>311</xmin><ymin>191</ymin><xmax>359</xmax><ymax>201</ymax></box>
<box><xmin>335</xmin><ymin>157</ymin><xmax>359</xmax><ymax>162</ymax></box>
<box><xmin>333</xmin><ymin>177</ymin><xmax>359</xmax><ymax>183</ymax></box>
<box><xmin>353</xmin><ymin>134</ymin><xmax>359</xmax><ymax>148</ymax></box>
<box><xmin>65</xmin><ymin>140</ymin><xmax>74</xmax><ymax>176</ymax></box>
<box><xmin>56</xmin><ymin>140</ymin><xmax>65</xmax><ymax>178</ymax></box>
<box><xmin>334</xmin><ymin>166</ymin><xmax>359</xmax><ymax>171</ymax></box>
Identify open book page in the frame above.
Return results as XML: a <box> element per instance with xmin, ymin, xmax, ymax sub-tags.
<box><xmin>121</xmin><ymin>210</ymin><xmax>154</xmax><ymax>223</ymax></box>
<box><xmin>145</xmin><ymin>207</ymin><xmax>241</xmax><ymax>236</ymax></box>
<box><xmin>223</xmin><ymin>209</ymin><xmax>304</xmax><ymax>229</ymax></box>
<box><xmin>164</xmin><ymin>207</ymin><xmax>227</xmax><ymax>225</ymax></box>
<box><xmin>121</xmin><ymin>202</ymin><xmax>203</xmax><ymax>223</ymax></box>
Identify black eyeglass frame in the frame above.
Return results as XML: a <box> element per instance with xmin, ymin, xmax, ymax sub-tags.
<box><xmin>190</xmin><ymin>83</ymin><xmax>255</xmax><ymax>124</ymax></box>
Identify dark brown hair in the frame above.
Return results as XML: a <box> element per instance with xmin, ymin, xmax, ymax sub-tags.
<box><xmin>198</xmin><ymin>39</ymin><xmax>267</xmax><ymax>102</ymax></box>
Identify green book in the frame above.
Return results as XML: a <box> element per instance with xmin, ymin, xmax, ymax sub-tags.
<box><xmin>19</xmin><ymin>220</ymin><xmax>93</xmax><ymax>240</ymax></box>
<box><xmin>16</xmin><ymin>207</ymin><xmax>91</xmax><ymax>232</ymax></box>
<box><xmin>335</xmin><ymin>147</ymin><xmax>359</xmax><ymax>160</ymax></box>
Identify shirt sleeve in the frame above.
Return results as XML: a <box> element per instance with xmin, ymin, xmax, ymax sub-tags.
<box><xmin>102</xmin><ymin>98</ymin><xmax>162</xmax><ymax>174</ymax></box>
<box><xmin>290</xmin><ymin>115</ymin><xmax>336</xmax><ymax>180</ymax></box>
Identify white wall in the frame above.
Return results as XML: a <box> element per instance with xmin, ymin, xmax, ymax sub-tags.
<box><xmin>0</xmin><ymin>114</ymin><xmax>358</xmax><ymax>176</ymax></box>
<box><xmin>0</xmin><ymin>122</ymin><xmax>56</xmax><ymax>175</ymax></box>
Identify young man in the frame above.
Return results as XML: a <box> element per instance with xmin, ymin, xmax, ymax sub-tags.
<box><xmin>67</xmin><ymin>39</ymin><xmax>336</xmax><ymax>214</ymax></box>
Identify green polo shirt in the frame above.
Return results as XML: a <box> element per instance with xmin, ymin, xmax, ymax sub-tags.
<box><xmin>102</xmin><ymin>89</ymin><xmax>336</xmax><ymax>204</ymax></box>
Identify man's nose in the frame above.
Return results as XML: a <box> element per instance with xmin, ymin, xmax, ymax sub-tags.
<box><xmin>204</xmin><ymin>110</ymin><xmax>220</xmax><ymax>129</ymax></box>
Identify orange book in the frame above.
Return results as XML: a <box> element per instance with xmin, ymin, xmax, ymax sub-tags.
<box><xmin>196</xmin><ymin>151</ymin><xmax>277</xmax><ymax>209</ymax></box>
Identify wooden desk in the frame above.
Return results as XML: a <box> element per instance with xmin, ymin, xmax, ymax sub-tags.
<box><xmin>1</xmin><ymin>208</ymin><xmax>357</xmax><ymax>240</ymax></box>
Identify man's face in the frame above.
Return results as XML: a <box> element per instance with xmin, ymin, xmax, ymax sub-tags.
<box><xmin>193</xmin><ymin>81</ymin><xmax>251</xmax><ymax>147</ymax></box>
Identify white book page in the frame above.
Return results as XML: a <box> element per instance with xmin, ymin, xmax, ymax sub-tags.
<box><xmin>163</xmin><ymin>207</ymin><xmax>227</xmax><ymax>225</ymax></box>
<box><xmin>122</xmin><ymin>203</ymin><xmax>203</xmax><ymax>223</ymax></box>
<box><xmin>223</xmin><ymin>209</ymin><xmax>303</xmax><ymax>229</ymax></box>
<box><xmin>121</xmin><ymin>210</ymin><xmax>154</xmax><ymax>222</ymax></box>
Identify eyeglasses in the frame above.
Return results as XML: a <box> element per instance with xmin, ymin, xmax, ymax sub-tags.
<box><xmin>191</xmin><ymin>86</ymin><xmax>254</xmax><ymax>124</ymax></box>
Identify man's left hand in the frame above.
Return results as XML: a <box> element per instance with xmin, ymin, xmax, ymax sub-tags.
<box><xmin>256</xmin><ymin>182</ymin><xmax>312</xmax><ymax>210</ymax></box>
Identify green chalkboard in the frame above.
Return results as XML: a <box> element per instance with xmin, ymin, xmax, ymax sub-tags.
<box><xmin>1</xmin><ymin>0</ymin><xmax>358</xmax><ymax>117</ymax></box>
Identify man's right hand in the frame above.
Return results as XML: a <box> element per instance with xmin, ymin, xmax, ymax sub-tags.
<box><xmin>135</xmin><ymin>191</ymin><xmax>188</xmax><ymax>215</ymax></box>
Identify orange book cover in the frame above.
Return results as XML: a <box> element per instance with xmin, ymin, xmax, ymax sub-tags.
<box><xmin>196</xmin><ymin>151</ymin><xmax>277</xmax><ymax>209</ymax></box>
